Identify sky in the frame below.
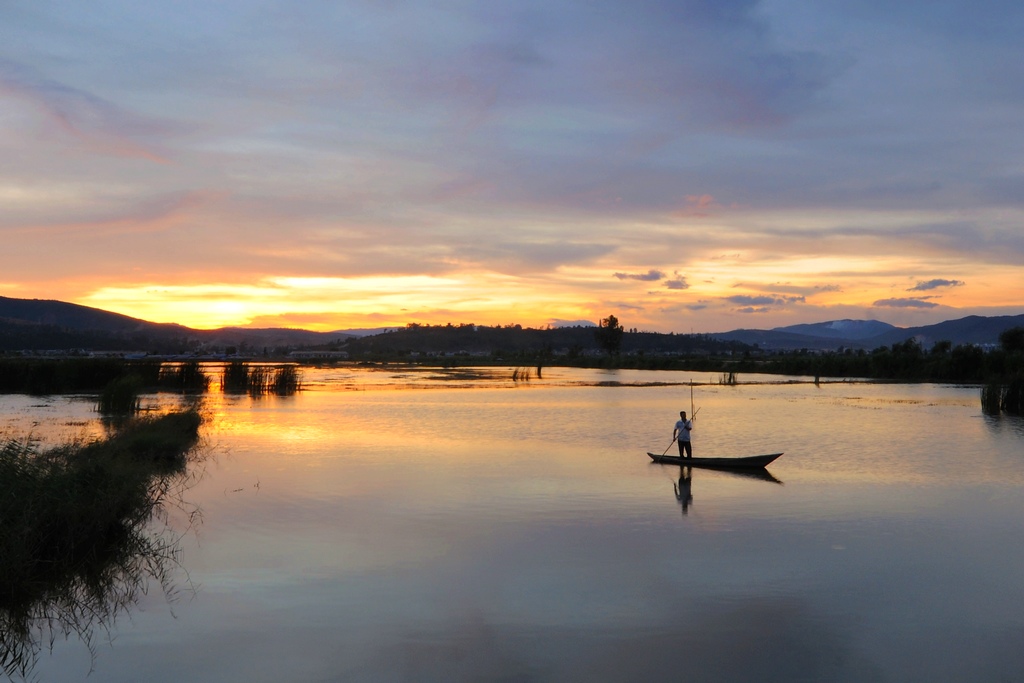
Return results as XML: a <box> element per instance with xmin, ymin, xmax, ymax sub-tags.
<box><xmin>2</xmin><ymin>0</ymin><xmax>1023</xmax><ymax>334</ymax></box>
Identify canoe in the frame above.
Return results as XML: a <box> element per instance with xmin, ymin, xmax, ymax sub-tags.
<box><xmin>647</xmin><ymin>452</ymin><xmax>783</xmax><ymax>469</ymax></box>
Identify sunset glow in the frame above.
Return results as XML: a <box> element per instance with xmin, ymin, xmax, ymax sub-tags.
<box><xmin>4</xmin><ymin>2</ymin><xmax>1023</xmax><ymax>333</ymax></box>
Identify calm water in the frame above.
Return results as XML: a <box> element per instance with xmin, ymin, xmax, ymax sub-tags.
<box><xmin>4</xmin><ymin>367</ymin><xmax>1024</xmax><ymax>682</ymax></box>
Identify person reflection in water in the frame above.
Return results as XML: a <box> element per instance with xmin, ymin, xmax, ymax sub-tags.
<box><xmin>673</xmin><ymin>410</ymin><xmax>694</xmax><ymax>458</ymax></box>
<box><xmin>674</xmin><ymin>469</ymin><xmax>693</xmax><ymax>515</ymax></box>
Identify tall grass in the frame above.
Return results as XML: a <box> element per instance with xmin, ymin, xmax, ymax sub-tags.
<box><xmin>0</xmin><ymin>411</ymin><xmax>202</xmax><ymax>678</ymax></box>
<box><xmin>221</xmin><ymin>362</ymin><xmax>301</xmax><ymax>396</ymax></box>
<box><xmin>97</xmin><ymin>374</ymin><xmax>144</xmax><ymax>416</ymax></box>
<box><xmin>981</xmin><ymin>382</ymin><xmax>1003</xmax><ymax>414</ymax></box>
<box><xmin>271</xmin><ymin>365</ymin><xmax>301</xmax><ymax>395</ymax></box>
<box><xmin>511</xmin><ymin>367</ymin><xmax>531</xmax><ymax>382</ymax></box>
<box><xmin>158</xmin><ymin>361</ymin><xmax>209</xmax><ymax>393</ymax></box>
<box><xmin>222</xmin><ymin>360</ymin><xmax>250</xmax><ymax>394</ymax></box>
<box><xmin>1002</xmin><ymin>375</ymin><xmax>1024</xmax><ymax>414</ymax></box>
<box><xmin>980</xmin><ymin>374</ymin><xmax>1024</xmax><ymax>415</ymax></box>
<box><xmin>0</xmin><ymin>359</ymin><xmax>163</xmax><ymax>395</ymax></box>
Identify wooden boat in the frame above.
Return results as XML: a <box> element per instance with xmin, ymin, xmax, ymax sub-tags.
<box><xmin>647</xmin><ymin>452</ymin><xmax>783</xmax><ymax>469</ymax></box>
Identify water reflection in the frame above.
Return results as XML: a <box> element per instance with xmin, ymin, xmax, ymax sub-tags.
<box><xmin>0</xmin><ymin>522</ymin><xmax>189</xmax><ymax>680</ymax></box>
<box><xmin>0</xmin><ymin>415</ymin><xmax>203</xmax><ymax>680</ymax></box>
<box><xmin>982</xmin><ymin>412</ymin><xmax>1024</xmax><ymax>439</ymax></box>
<box><xmin>5</xmin><ymin>369</ymin><xmax>1024</xmax><ymax>682</ymax></box>
<box><xmin>664</xmin><ymin>465</ymin><xmax>783</xmax><ymax>517</ymax></box>
<box><xmin>674</xmin><ymin>469</ymin><xmax>693</xmax><ymax>515</ymax></box>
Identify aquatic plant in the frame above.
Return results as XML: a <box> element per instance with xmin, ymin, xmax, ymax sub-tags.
<box><xmin>233</xmin><ymin>364</ymin><xmax>302</xmax><ymax>396</ymax></box>
<box><xmin>272</xmin><ymin>365</ymin><xmax>301</xmax><ymax>395</ymax></box>
<box><xmin>981</xmin><ymin>382</ymin><xmax>1003</xmax><ymax>414</ymax></box>
<box><xmin>511</xmin><ymin>367</ymin><xmax>535</xmax><ymax>382</ymax></box>
<box><xmin>0</xmin><ymin>359</ymin><xmax>164</xmax><ymax>395</ymax></box>
<box><xmin>158</xmin><ymin>361</ymin><xmax>209</xmax><ymax>393</ymax></box>
<box><xmin>97</xmin><ymin>374</ymin><xmax>144</xmax><ymax>416</ymax></box>
<box><xmin>1002</xmin><ymin>375</ymin><xmax>1023</xmax><ymax>414</ymax></box>
<box><xmin>221</xmin><ymin>360</ymin><xmax>250</xmax><ymax>394</ymax></box>
<box><xmin>980</xmin><ymin>374</ymin><xmax>1024</xmax><ymax>415</ymax></box>
<box><xmin>0</xmin><ymin>410</ymin><xmax>202</xmax><ymax>679</ymax></box>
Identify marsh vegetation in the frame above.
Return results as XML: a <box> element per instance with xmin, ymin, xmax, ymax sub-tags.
<box><xmin>221</xmin><ymin>362</ymin><xmax>301</xmax><ymax>396</ymax></box>
<box><xmin>0</xmin><ymin>410</ymin><xmax>203</xmax><ymax>679</ymax></box>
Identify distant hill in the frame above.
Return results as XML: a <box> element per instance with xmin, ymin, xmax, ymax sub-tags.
<box><xmin>861</xmin><ymin>315</ymin><xmax>1024</xmax><ymax>349</ymax></box>
<box><xmin>714</xmin><ymin>314</ymin><xmax>1024</xmax><ymax>350</ymax></box>
<box><xmin>0</xmin><ymin>296</ymin><xmax>348</xmax><ymax>353</ymax></box>
<box><xmin>195</xmin><ymin>327</ymin><xmax>353</xmax><ymax>349</ymax></box>
<box><xmin>342</xmin><ymin>324</ymin><xmax>748</xmax><ymax>357</ymax></box>
<box><xmin>0</xmin><ymin>296</ymin><xmax>182</xmax><ymax>334</ymax></box>
<box><xmin>0</xmin><ymin>296</ymin><xmax>196</xmax><ymax>353</ymax></box>
<box><xmin>2</xmin><ymin>295</ymin><xmax>1023</xmax><ymax>356</ymax></box>
<box><xmin>774</xmin><ymin>319</ymin><xmax>897</xmax><ymax>340</ymax></box>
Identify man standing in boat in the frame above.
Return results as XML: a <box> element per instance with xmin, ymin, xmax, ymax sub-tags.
<box><xmin>673</xmin><ymin>410</ymin><xmax>694</xmax><ymax>458</ymax></box>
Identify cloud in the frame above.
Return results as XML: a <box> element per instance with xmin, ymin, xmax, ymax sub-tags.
<box><xmin>0</xmin><ymin>58</ymin><xmax>173</xmax><ymax>161</ymax></box>
<box><xmin>726</xmin><ymin>295</ymin><xmax>805</xmax><ymax>306</ymax></box>
<box><xmin>457</xmin><ymin>241</ymin><xmax>616</xmax><ymax>273</ymax></box>
<box><xmin>732</xmin><ymin>281</ymin><xmax>838</xmax><ymax>297</ymax></box>
<box><xmin>674</xmin><ymin>194</ymin><xmax>719</xmax><ymax>217</ymax></box>
<box><xmin>908</xmin><ymin>279</ymin><xmax>965</xmax><ymax>291</ymax></box>
<box><xmin>614</xmin><ymin>269</ymin><xmax>664</xmax><ymax>282</ymax></box>
<box><xmin>4</xmin><ymin>1</ymin><xmax>1024</xmax><ymax>334</ymax></box>
<box><xmin>873</xmin><ymin>298</ymin><xmax>940</xmax><ymax>309</ymax></box>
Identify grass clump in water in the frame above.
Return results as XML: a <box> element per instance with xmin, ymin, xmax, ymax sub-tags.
<box><xmin>222</xmin><ymin>360</ymin><xmax>250</xmax><ymax>394</ymax></box>
<box><xmin>222</xmin><ymin>362</ymin><xmax>301</xmax><ymax>396</ymax></box>
<box><xmin>981</xmin><ymin>374</ymin><xmax>1024</xmax><ymax>415</ymax></box>
<box><xmin>158</xmin><ymin>361</ymin><xmax>209</xmax><ymax>393</ymax></box>
<box><xmin>1001</xmin><ymin>375</ymin><xmax>1024</xmax><ymax>414</ymax></box>
<box><xmin>981</xmin><ymin>382</ymin><xmax>1003</xmax><ymax>414</ymax></box>
<box><xmin>97</xmin><ymin>374</ymin><xmax>144</xmax><ymax>416</ymax></box>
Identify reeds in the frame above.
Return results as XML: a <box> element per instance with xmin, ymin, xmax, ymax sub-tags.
<box><xmin>981</xmin><ymin>374</ymin><xmax>1024</xmax><ymax>415</ymax></box>
<box><xmin>97</xmin><ymin>374</ymin><xmax>144</xmax><ymax>416</ymax></box>
<box><xmin>221</xmin><ymin>360</ymin><xmax>250</xmax><ymax>394</ymax></box>
<box><xmin>0</xmin><ymin>359</ymin><xmax>164</xmax><ymax>395</ymax></box>
<box><xmin>222</xmin><ymin>362</ymin><xmax>301</xmax><ymax>396</ymax></box>
<box><xmin>271</xmin><ymin>365</ymin><xmax>301</xmax><ymax>395</ymax></box>
<box><xmin>512</xmin><ymin>367</ymin><xmax>533</xmax><ymax>382</ymax></box>
<box><xmin>0</xmin><ymin>411</ymin><xmax>202</xmax><ymax>678</ymax></box>
<box><xmin>1005</xmin><ymin>375</ymin><xmax>1024</xmax><ymax>414</ymax></box>
<box><xmin>158</xmin><ymin>361</ymin><xmax>210</xmax><ymax>393</ymax></box>
<box><xmin>981</xmin><ymin>382</ymin><xmax>1003</xmax><ymax>414</ymax></box>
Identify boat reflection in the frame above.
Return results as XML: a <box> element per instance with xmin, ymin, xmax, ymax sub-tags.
<box><xmin>718</xmin><ymin>467</ymin><xmax>784</xmax><ymax>484</ymax></box>
<box><xmin>665</xmin><ymin>465</ymin><xmax>783</xmax><ymax>517</ymax></box>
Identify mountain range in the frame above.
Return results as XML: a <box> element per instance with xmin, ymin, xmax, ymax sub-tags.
<box><xmin>2</xmin><ymin>295</ymin><xmax>1022</xmax><ymax>354</ymax></box>
<box><xmin>713</xmin><ymin>315</ymin><xmax>1024</xmax><ymax>351</ymax></box>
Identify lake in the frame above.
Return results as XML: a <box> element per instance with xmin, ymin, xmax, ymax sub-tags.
<box><xmin>3</xmin><ymin>366</ymin><xmax>1024</xmax><ymax>682</ymax></box>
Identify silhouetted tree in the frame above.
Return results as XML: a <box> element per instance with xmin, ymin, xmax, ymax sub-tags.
<box><xmin>1000</xmin><ymin>326</ymin><xmax>1024</xmax><ymax>354</ymax></box>
<box><xmin>594</xmin><ymin>315</ymin><xmax>624</xmax><ymax>355</ymax></box>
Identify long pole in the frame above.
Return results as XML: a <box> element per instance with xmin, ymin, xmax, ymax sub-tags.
<box><xmin>690</xmin><ymin>380</ymin><xmax>694</xmax><ymax>417</ymax></box>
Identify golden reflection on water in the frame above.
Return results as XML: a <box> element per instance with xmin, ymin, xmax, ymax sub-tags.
<box><xmin>5</xmin><ymin>367</ymin><xmax>1024</xmax><ymax>682</ymax></box>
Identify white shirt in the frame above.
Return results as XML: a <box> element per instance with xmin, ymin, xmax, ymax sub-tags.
<box><xmin>674</xmin><ymin>419</ymin><xmax>693</xmax><ymax>442</ymax></box>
